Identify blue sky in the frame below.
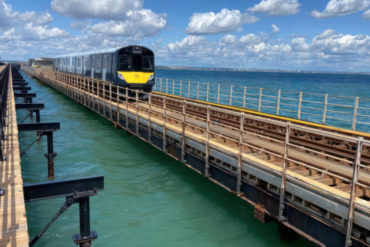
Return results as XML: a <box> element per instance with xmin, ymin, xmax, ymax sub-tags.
<box><xmin>0</xmin><ymin>0</ymin><xmax>369</xmax><ymax>72</ymax></box>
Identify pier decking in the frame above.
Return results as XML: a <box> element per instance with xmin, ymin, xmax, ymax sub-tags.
<box><xmin>0</xmin><ymin>65</ymin><xmax>29</xmax><ymax>246</ymax></box>
<box><xmin>25</xmin><ymin>66</ymin><xmax>370</xmax><ymax>247</ymax></box>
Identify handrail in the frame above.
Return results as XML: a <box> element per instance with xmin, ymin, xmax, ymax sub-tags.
<box><xmin>154</xmin><ymin>77</ymin><xmax>370</xmax><ymax>133</ymax></box>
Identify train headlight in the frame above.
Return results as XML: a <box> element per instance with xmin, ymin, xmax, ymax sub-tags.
<box><xmin>148</xmin><ymin>74</ymin><xmax>154</xmax><ymax>81</ymax></box>
<box><xmin>118</xmin><ymin>73</ymin><xmax>125</xmax><ymax>80</ymax></box>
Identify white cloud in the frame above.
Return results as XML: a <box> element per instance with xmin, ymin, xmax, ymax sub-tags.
<box><xmin>0</xmin><ymin>1</ymin><xmax>68</xmax><ymax>41</ymax></box>
<box><xmin>168</xmin><ymin>35</ymin><xmax>207</xmax><ymax>52</ymax></box>
<box><xmin>272</xmin><ymin>24</ymin><xmax>280</xmax><ymax>33</ymax></box>
<box><xmin>239</xmin><ymin>34</ymin><xmax>261</xmax><ymax>44</ymax></box>
<box><xmin>24</xmin><ymin>23</ymin><xmax>68</xmax><ymax>39</ymax></box>
<box><xmin>19</xmin><ymin>11</ymin><xmax>53</xmax><ymax>25</ymax></box>
<box><xmin>51</xmin><ymin>0</ymin><xmax>142</xmax><ymax>20</ymax></box>
<box><xmin>0</xmin><ymin>0</ymin><xmax>16</xmax><ymax>28</ymax></box>
<box><xmin>51</xmin><ymin>0</ymin><xmax>166</xmax><ymax>39</ymax></box>
<box><xmin>311</xmin><ymin>0</ymin><xmax>370</xmax><ymax>18</ymax></box>
<box><xmin>69</xmin><ymin>20</ymin><xmax>91</xmax><ymax>30</ymax></box>
<box><xmin>0</xmin><ymin>28</ymin><xmax>19</xmax><ymax>41</ymax></box>
<box><xmin>160</xmin><ymin>28</ymin><xmax>370</xmax><ymax>72</ymax></box>
<box><xmin>89</xmin><ymin>9</ymin><xmax>166</xmax><ymax>39</ymax></box>
<box><xmin>312</xmin><ymin>29</ymin><xmax>370</xmax><ymax>55</ymax></box>
<box><xmin>186</xmin><ymin>9</ymin><xmax>258</xmax><ymax>35</ymax></box>
<box><xmin>249</xmin><ymin>0</ymin><xmax>301</xmax><ymax>15</ymax></box>
<box><xmin>291</xmin><ymin>37</ymin><xmax>309</xmax><ymax>51</ymax></box>
<box><xmin>362</xmin><ymin>8</ymin><xmax>370</xmax><ymax>18</ymax></box>
<box><xmin>220</xmin><ymin>34</ymin><xmax>237</xmax><ymax>44</ymax></box>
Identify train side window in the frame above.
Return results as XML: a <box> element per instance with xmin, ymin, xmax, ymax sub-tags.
<box><xmin>93</xmin><ymin>54</ymin><xmax>101</xmax><ymax>72</ymax></box>
<box><xmin>107</xmin><ymin>54</ymin><xmax>112</xmax><ymax>73</ymax></box>
<box><xmin>92</xmin><ymin>55</ymin><xmax>96</xmax><ymax>69</ymax></box>
<box><xmin>85</xmin><ymin>56</ymin><xmax>90</xmax><ymax>69</ymax></box>
<box><xmin>103</xmin><ymin>55</ymin><xmax>108</xmax><ymax>69</ymax></box>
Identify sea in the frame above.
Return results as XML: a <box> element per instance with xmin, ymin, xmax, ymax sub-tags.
<box><xmin>19</xmin><ymin>69</ymin><xmax>370</xmax><ymax>246</ymax></box>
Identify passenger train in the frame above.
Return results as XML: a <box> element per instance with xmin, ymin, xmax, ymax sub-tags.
<box><xmin>53</xmin><ymin>45</ymin><xmax>155</xmax><ymax>92</ymax></box>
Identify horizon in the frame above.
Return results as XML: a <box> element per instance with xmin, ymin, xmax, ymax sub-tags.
<box><xmin>0</xmin><ymin>0</ymin><xmax>369</xmax><ymax>72</ymax></box>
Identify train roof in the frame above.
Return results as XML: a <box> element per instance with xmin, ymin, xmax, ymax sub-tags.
<box><xmin>54</xmin><ymin>45</ymin><xmax>153</xmax><ymax>58</ymax></box>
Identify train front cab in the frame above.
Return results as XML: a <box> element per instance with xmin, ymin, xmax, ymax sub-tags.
<box><xmin>114</xmin><ymin>46</ymin><xmax>154</xmax><ymax>92</ymax></box>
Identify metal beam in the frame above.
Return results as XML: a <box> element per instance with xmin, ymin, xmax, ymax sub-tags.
<box><xmin>16</xmin><ymin>103</ymin><xmax>44</xmax><ymax>110</ymax></box>
<box><xmin>13</xmin><ymin>82</ymin><xmax>28</xmax><ymax>86</ymax></box>
<box><xmin>13</xmin><ymin>86</ymin><xmax>31</xmax><ymax>91</ymax></box>
<box><xmin>18</xmin><ymin>122</ymin><xmax>60</xmax><ymax>132</ymax></box>
<box><xmin>14</xmin><ymin>93</ymin><xmax>36</xmax><ymax>98</ymax></box>
<box><xmin>23</xmin><ymin>176</ymin><xmax>104</xmax><ymax>201</ymax></box>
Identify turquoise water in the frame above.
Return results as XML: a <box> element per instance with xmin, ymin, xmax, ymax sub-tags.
<box><xmin>156</xmin><ymin>69</ymin><xmax>370</xmax><ymax>132</ymax></box>
<box><xmin>18</xmin><ymin>70</ymin><xmax>318</xmax><ymax>246</ymax></box>
<box><xmin>156</xmin><ymin>69</ymin><xmax>370</xmax><ymax>97</ymax></box>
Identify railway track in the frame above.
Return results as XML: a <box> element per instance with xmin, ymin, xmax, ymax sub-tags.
<box><xmin>39</xmin><ymin>69</ymin><xmax>370</xmax><ymax>199</ymax></box>
<box><xmin>150</xmin><ymin>93</ymin><xmax>370</xmax><ymax>196</ymax></box>
<box><xmin>32</xmin><ymin>68</ymin><xmax>370</xmax><ymax>245</ymax></box>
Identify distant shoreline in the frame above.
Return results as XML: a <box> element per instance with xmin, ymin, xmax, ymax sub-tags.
<box><xmin>156</xmin><ymin>65</ymin><xmax>370</xmax><ymax>76</ymax></box>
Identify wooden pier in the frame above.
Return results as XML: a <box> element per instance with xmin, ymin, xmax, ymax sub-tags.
<box><xmin>0</xmin><ymin>65</ymin><xmax>29</xmax><ymax>246</ymax></box>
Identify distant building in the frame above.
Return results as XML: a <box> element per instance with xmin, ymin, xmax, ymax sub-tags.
<box><xmin>32</xmin><ymin>57</ymin><xmax>53</xmax><ymax>68</ymax></box>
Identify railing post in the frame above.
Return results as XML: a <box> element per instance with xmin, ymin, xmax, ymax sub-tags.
<box><xmin>206</xmin><ymin>83</ymin><xmax>209</xmax><ymax>102</ymax></box>
<box><xmin>172</xmin><ymin>79</ymin><xmax>175</xmax><ymax>95</ymax></box>
<box><xmin>109</xmin><ymin>84</ymin><xmax>112</xmax><ymax>120</ymax></box>
<box><xmin>322</xmin><ymin>94</ymin><xmax>328</xmax><ymax>124</ymax></box>
<box><xmin>345</xmin><ymin>137</ymin><xmax>363</xmax><ymax>247</ymax></box>
<box><xmin>165</xmin><ymin>79</ymin><xmax>168</xmax><ymax>94</ymax></box>
<box><xmin>187</xmin><ymin>80</ymin><xmax>191</xmax><ymax>98</ymax></box>
<box><xmin>196</xmin><ymin>82</ymin><xmax>199</xmax><ymax>100</ymax></box>
<box><xmin>229</xmin><ymin>85</ymin><xmax>233</xmax><ymax>106</ymax></box>
<box><xmin>180</xmin><ymin>80</ymin><xmax>182</xmax><ymax>97</ymax></box>
<box><xmin>162</xmin><ymin>97</ymin><xmax>167</xmax><ymax>152</ymax></box>
<box><xmin>276</xmin><ymin>90</ymin><xmax>281</xmax><ymax>115</ymax></box>
<box><xmin>125</xmin><ymin>88</ymin><xmax>128</xmax><ymax>130</ymax></box>
<box><xmin>352</xmin><ymin>97</ymin><xmax>359</xmax><ymax>130</ymax></box>
<box><xmin>237</xmin><ymin>113</ymin><xmax>245</xmax><ymax>194</ymax></box>
<box><xmin>204</xmin><ymin>106</ymin><xmax>210</xmax><ymax>177</ymax></box>
<box><xmin>243</xmin><ymin>86</ymin><xmax>246</xmax><ymax>108</ymax></box>
<box><xmin>258</xmin><ymin>88</ymin><xmax>262</xmax><ymax>111</ymax></box>
<box><xmin>298</xmin><ymin>92</ymin><xmax>302</xmax><ymax>120</ymax></box>
<box><xmin>217</xmin><ymin>84</ymin><xmax>221</xmax><ymax>104</ymax></box>
<box><xmin>160</xmin><ymin>78</ymin><xmax>163</xmax><ymax>92</ymax></box>
<box><xmin>278</xmin><ymin>122</ymin><xmax>290</xmax><ymax>221</ymax></box>
<box><xmin>116</xmin><ymin>86</ymin><xmax>120</xmax><ymax>125</ymax></box>
<box><xmin>135</xmin><ymin>90</ymin><xmax>139</xmax><ymax>135</ymax></box>
<box><xmin>181</xmin><ymin>100</ymin><xmax>186</xmax><ymax>163</ymax></box>
<box><xmin>148</xmin><ymin>94</ymin><xmax>152</xmax><ymax>143</ymax></box>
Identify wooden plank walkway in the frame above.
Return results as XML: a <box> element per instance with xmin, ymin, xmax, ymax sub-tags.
<box><xmin>0</xmin><ymin>67</ymin><xmax>29</xmax><ymax>246</ymax></box>
<box><xmin>0</xmin><ymin>65</ymin><xmax>5</xmax><ymax>74</ymax></box>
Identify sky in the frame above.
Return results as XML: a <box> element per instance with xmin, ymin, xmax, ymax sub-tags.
<box><xmin>0</xmin><ymin>0</ymin><xmax>369</xmax><ymax>72</ymax></box>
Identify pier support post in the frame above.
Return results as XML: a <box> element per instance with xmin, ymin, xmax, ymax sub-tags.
<box><xmin>79</xmin><ymin>197</ymin><xmax>91</xmax><ymax>247</ymax></box>
<box><xmin>44</xmin><ymin>132</ymin><xmax>57</xmax><ymax>180</ymax></box>
<box><xmin>73</xmin><ymin>193</ymin><xmax>98</xmax><ymax>247</ymax></box>
<box><xmin>35</xmin><ymin>109</ymin><xmax>40</xmax><ymax>122</ymax></box>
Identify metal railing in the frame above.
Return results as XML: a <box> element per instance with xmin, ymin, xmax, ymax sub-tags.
<box><xmin>0</xmin><ymin>65</ymin><xmax>10</xmax><ymax>161</ymax></box>
<box><xmin>33</xmin><ymin>68</ymin><xmax>370</xmax><ymax>245</ymax></box>
<box><xmin>154</xmin><ymin>78</ymin><xmax>370</xmax><ymax>133</ymax></box>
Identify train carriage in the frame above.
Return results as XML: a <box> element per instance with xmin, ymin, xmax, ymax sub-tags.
<box><xmin>54</xmin><ymin>45</ymin><xmax>155</xmax><ymax>92</ymax></box>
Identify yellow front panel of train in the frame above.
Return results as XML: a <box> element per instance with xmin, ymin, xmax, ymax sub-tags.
<box><xmin>118</xmin><ymin>71</ymin><xmax>153</xmax><ymax>84</ymax></box>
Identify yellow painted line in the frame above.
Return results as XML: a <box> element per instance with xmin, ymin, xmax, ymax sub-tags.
<box><xmin>155</xmin><ymin>92</ymin><xmax>370</xmax><ymax>138</ymax></box>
